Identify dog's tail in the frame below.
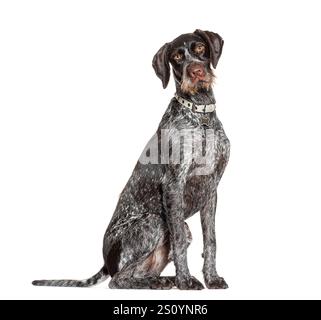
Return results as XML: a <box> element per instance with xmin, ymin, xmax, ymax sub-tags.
<box><xmin>32</xmin><ymin>267</ymin><xmax>109</xmax><ymax>288</ymax></box>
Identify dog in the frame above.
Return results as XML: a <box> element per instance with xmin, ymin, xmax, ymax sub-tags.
<box><xmin>33</xmin><ymin>29</ymin><xmax>230</xmax><ymax>290</ymax></box>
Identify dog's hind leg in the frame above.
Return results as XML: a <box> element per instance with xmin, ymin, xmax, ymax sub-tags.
<box><xmin>108</xmin><ymin>239</ymin><xmax>174</xmax><ymax>289</ymax></box>
<box><xmin>105</xmin><ymin>214</ymin><xmax>195</xmax><ymax>289</ymax></box>
<box><xmin>105</xmin><ymin>214</ymin><xmax>174</xmax><ymax>289</ymax></box>
<box><xmin>108</xmin><ymin>222</ymin><xmax>194</xmax><ymax>289</ymax></box>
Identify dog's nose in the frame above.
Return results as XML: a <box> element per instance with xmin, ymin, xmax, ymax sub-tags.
<box><xmin>187</xmin><ymin>63</ymin><xmax>205</xmax><ymax>79</ymax></box>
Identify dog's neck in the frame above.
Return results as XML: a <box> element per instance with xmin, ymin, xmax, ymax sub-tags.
<box><xmin>175</xmin><ymin>87</ymin><xmax>216</xmax><ymax>105</ymax></box>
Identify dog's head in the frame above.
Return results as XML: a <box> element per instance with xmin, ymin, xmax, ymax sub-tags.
<box><xmin>152</xmin><ymin>30</ymin><xmax>224</xmax><ymax>95</ymax></box>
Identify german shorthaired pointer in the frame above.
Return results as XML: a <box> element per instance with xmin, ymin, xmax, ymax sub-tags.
<box><xmin>33</xmin><ymin>29</ymin><xmax>230</xmax><ymax>290</ymax></box>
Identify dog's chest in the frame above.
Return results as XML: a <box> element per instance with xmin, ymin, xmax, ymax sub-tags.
<box><xmin>182</xmin><ymin>174</ymin><xmax>213</xmax><ymax>217</ymax></box>
<box><xmin>182</xmin><ymin>126</ymin><xmax>230</xmax><ymax>218</ymax></box>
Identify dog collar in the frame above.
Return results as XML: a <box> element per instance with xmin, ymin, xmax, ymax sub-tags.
<box><xmin>175</xmin><ymin>94</ymin><xmax>216</xmax><ymax>113</ymax></box>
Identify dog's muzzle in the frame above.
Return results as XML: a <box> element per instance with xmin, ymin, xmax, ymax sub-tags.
<box><xmin>186</xmin><ymin>62</ymin><xmax>206</xmax><ymax>83</ymax></box>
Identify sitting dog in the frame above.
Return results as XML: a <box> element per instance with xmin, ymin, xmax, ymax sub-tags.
<box><xmin>33</xmin><ymin>29</ymin><xmax>230</xmax><ymax>290</ymax></box>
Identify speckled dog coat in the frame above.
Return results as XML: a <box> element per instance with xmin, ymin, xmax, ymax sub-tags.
<box><xmin>33</xmin><ymin>29</ymin><xmax>230</xmax><ymax>290</ymax></box>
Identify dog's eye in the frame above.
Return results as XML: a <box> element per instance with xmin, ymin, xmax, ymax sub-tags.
<box><xmin>194</xmin><ymin>44</ymin><xmax>205</xmax><ymax>55</ymax></box>
<box><xmin>173</xmin><ymin>53</ymin><xmax>183</xmax><ymax>62</ymax></box>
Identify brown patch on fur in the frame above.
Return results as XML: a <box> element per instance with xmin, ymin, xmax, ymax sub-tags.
<box><xmin>150</xmin><ymin>242</ymin><xmax>171</xmax><ymax>275</ymax></box>
<box><xmin>140</xmin><ymin>239</ymin><xmax>171</xmax><ymax>276</ymax></box>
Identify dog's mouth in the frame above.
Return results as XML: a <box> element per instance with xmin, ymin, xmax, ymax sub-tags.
<box><xmin>180</xmin><ymin>66</ymin><xmax>215</xmax><ymax>95</ymax></box>
<box><xmin>190</xmin><ymin>74</ymin><xmax>207</xmax><ymax>84</ymax></box>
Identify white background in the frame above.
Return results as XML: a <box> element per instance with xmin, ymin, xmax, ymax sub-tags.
<box><xmin>1</xmin><ymin>0</ymin><xmax>321</xmax><ymax>300</ymax></box>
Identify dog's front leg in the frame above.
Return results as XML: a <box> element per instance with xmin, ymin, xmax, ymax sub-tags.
<box><xmin>200</xmin><ymin>190</ymin><xmax>228</xmax><ymax>289</ymax></box>
<box><xmin>163</xmin><ymin>168</ymin><xmax>204</xmax><ymax>290</ymax></box>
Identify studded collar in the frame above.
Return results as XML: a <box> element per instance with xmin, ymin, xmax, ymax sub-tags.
<box><xmin>174</xmin><ymin>94</ymin><xmax>216</xmax><ymax>113</ymax></box>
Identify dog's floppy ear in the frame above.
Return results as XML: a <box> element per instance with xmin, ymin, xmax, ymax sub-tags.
<box><xmin>152</xmin><ymin>43</ymin><xmax>170</xmax><ymax>89</ymax></box>
<box><xmin>194</xmin><ymin>29</ymin><xmax>224</xmax><ymax>69</ymax></box>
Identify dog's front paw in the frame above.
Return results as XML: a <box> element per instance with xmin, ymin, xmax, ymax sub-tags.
<box><xmin>204</xmin><ymin>275</ymin><xmax>228</xmax><ymax>289</ymax></box>
<box><xmin>175</xmin><ymin>275</ymin><xmax>204</xmax><ymax>290</ymax></box>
